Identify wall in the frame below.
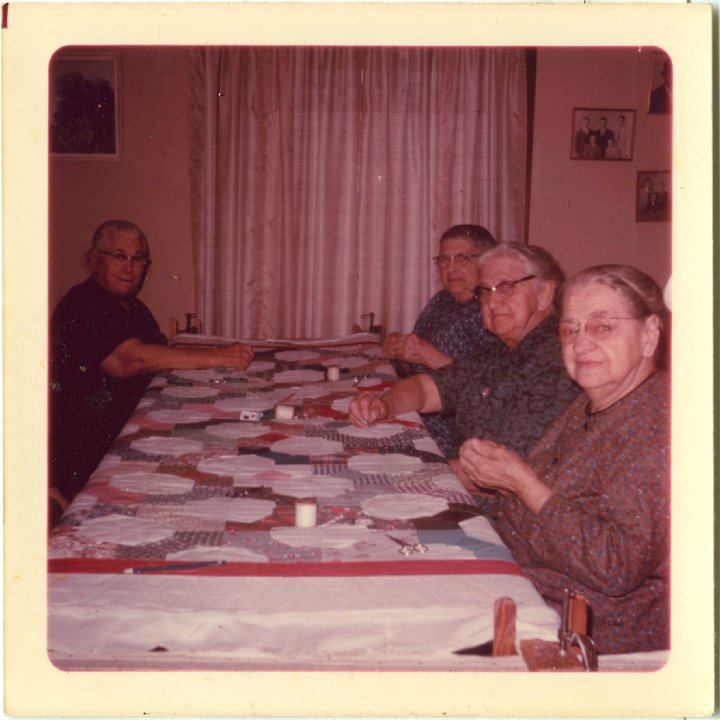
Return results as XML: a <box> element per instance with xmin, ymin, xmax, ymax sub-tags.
<box><xmin>49</xmin><ymin>46</ymin><xmax>196</xmax><ymax>335</ymax></box>
<box><xmin>50</xmin><ymin>45</ymin><xmax>672</xmax><ymax>336</ymax></box>
<box><xmin>529</xmin><ymin>47</ymin><xmax>671</xmax><ymax>286</ymax></box>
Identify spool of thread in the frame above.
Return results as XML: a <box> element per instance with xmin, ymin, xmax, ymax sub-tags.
<box><xmin>295</xmin><ymin>498</ymin><xmax>317</xmax><ymax>528</ymax></box>
<box><xmin>274</xmin><ymin>404</ymin><xmax>295</xmax><ymax>420</ymax></box>
<box><xmin>326</xmin><ymin>365</ymin><xmax>340</xmax><ymax>382</ymax></box>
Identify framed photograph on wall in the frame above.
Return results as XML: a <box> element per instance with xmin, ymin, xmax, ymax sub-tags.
<box><xmin>636</xmin><ymin>170</ymin><xmax>670</xmax><ymax>222</ymax></box>
<box><xmin>647</xmin><ymin>51</ymin><xmax>672</xmax><ymax>115</ymax></box>
<box><xmin>570</xmin><ymin>108</ymin><xmax>635</xmax><ymax>160</ymax></box>
<box><xmin>50</xmin><ymin>54</ymin><xmax>121</xmax><ymax>158</ymax></box>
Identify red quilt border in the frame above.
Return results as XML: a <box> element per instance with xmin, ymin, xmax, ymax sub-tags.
<box><xmin>48</xmin><ymin>557</ymin><xmax>524</xmax><ymax>578</ymax></box>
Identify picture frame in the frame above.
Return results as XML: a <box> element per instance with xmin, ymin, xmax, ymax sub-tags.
<box><xmin>570</xmin><ymin>108</ymin><xmax>635</xmax><ymax>161</ymax></box>
<box><xmin>50</xmin><ymin>53</ymin><xmax>121</xmax><ymax>159</ymax></box>
<box><xmin>647</xmin><ymin>51</ymin><xmax>672</xmax><ymax>115</ymax></box>
<box><xmin>636</xmin><ymin>170</ymin><xmax>671</xmax><ymax>222</ymax></box>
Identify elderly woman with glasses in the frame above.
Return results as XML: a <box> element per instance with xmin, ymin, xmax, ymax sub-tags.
<box><xmin>350</xmin><ymin>242</ymin><xmax>581</xmax><ymax>474</ymax></box>
<box><xmin>50</xmin><ymin>220</ymin><xmax>254</xmax><ymax>516</ymax></box>
<box><xmin>459</xmin><ymin>265</ymin><xmax>669</xmax><ymax>654</ymax></box>
<box><xmin>381</xmin><ymin>225</ymin><xmax>500</xmax><ymax>455</ymax></box>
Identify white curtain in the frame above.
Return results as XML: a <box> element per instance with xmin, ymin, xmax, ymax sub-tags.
<box><xmin>189</xmin><ymin>47</ymin><xmax>528</xmax><ymax>339</ymax></box>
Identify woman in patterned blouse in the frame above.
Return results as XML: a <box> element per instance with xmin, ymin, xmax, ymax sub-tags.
<box><xmin>459</xmin><ymin>265</ymin><xmax>670</xmax><ymax>654</ymax></box>
<box><xmin>381</xmin><ymin>224</ymin><xmax>499</xmax><ymax>455</ymax></box>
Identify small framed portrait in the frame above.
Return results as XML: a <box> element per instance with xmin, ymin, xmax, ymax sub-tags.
<box><xmin>636</xmin><ymin>170</ymin><xmax>671</xmax><ymax>222</ymax></box>
<box><xmin>50</xmin><ymin>53</ymin><xmax>121</xmax><ymax>158</ymax></box>
<box><xmin>647</xmin><ymin>51</ymin><xmax>672</xmax><ymax>115</ymax></box>
<box><xmin>570</xmin><ymin>108</ymin><xmax>635</xmax><ymax>161</ymax></box>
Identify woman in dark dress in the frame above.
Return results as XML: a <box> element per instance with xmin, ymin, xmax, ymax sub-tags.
<box><xmin>50</xmin><ymin>220</ymin><xmax>254</xmax><ymax>521</ymax></box>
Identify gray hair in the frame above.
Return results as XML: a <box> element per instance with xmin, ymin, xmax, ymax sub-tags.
<box><xmin>477</xmin><ymin>242</ymin><xmax>565</xmax><ymax>310</ymax></box>
<box><xmin>560</xmin><ymin>264</ymin><xmax>669</xmax><ymax>367</ymax></box>
<box><xmin>85</xmin><ymin>219</ymin><xmax>150</xmax><ymax>267</ymax></box>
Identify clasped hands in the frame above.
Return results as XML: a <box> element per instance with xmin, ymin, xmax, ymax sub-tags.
<box><xmin>383</xmin><ymin>332</ymin><xmax>442</xmax><ymax>368</ymax></box>
<box><xmin>459</xmin><ymin>438</ymin><xmax>553</xmax><ymax>514</ymax></box>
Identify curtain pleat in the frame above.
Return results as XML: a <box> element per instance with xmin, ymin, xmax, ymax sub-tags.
<box><xmin>189</xmin><ymin>46</ymin><xmax>527</xmax><ymax>339</ymax></box>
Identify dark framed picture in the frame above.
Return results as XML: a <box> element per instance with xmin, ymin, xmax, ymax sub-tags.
<box><xmin>50</xmin><ymin>54</ymin><xmax>121</xmax><ymax>158</ymax></box>
<box><xmin>570</xmin><ymin>108</ymin><xmax>635</xmax><ymax>161</ymax></box>
<box><xmin>647</xmin><ymin>51</ymin><xmax>672</xmax><ymax>115</ymax></box>
<box><xmin>636</xmin><ymin>170</ymin><xmax>670</xmax><ymax>222</ymax></box>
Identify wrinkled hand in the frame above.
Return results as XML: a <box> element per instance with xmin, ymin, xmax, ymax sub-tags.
<box><xmin>382</xmin><ymin>332</ymin><xmax>404</xmax><ymax>359</ymax></box>
<box><xmin>447</xmin><ymin>457</ymin><xmax>480</xmax><ymax>494</ymax></box>
<box><xmin>383</xmin><ymin>331</ymin><xmax>421</xmax><ymax>361</ymax></box>
<box><xmin>396</xmin><ymin>333</ymin><xmax>429</xmax><ymax>365</ymax></box>
<box><xmin>348</xmin><ymin>392</ymin><xmax>390</xmax><ymax>427</ymax></box>
<box><xmin>458</xmin><ymin>438</ymin><xmax>552</xmax><ymax>513</ymax></box>
<box><xmin>383</xmin><ymin>332</ymin><xmax>440</xmax><ymax>367</ymax></box>
<box><xmin>213</xmin><ymin>343</ymin><xmax>254</xmax><ymax>370</ymax></box>
<box><xmin>459</xmin><ymin>439</ymin><xmax>525</xmax><ymax>493</ymax></box>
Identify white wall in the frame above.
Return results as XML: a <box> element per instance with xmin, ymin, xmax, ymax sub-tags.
<box><xmin>49</xmin><ymin>47</ymin><xmax>196</xmax><ymax>335</ymax></box>
<box><xmin>50</xmin><ymin>46</ymin><xmax>673</xmax><ymax>336</ymax></box>
<box><xmin>529</xmin><ymin>46</ymin><xmax>671</xmax><ymax>286</ymax></box>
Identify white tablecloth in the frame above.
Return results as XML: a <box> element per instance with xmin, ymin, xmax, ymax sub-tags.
<box><xmin>48</xmin><ymin>572</ymin><xmax>559</xmax><ymax>670</ymax></box>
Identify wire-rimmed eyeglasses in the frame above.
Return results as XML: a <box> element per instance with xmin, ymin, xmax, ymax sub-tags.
<box><xmin>557</xmin><ymin>316</ymin><xmax>638</xmax><ymax>345</ymax></box>
<box><xmin>97</xmin><ymin>250</ymin><xmax>151</xmax><ymax>268</ymax></box>
<box><xmin>432</xmin><ymin>252</ymin><xmax>481</xmax><ymax>268</ymax></box>
<box><xmin>473</xmin><ymin>275</ymin><xmax>536</xmax><ymax>302</ymax></box>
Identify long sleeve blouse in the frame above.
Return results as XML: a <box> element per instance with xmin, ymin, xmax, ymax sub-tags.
<box><xmin>489</xmin><ymin>371</ymin><xmax>670</xmax><ymax>654</ymax></box>
<box><xmin>429</xmin><ymin>316</ymin><xmax>581</xmax><ymax>459</ymax></box>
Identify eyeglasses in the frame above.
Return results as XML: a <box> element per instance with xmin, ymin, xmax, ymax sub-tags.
<box><xmin>432</xmin><ymin>253</ymin><xmax>481</xmax><ymax>268</ymax></box>
<box><xmin>97</xmin><ymin>250</ymin><xmax>150</xmax><ymax>267</ymax></box>
<box><xmin>557</xmin><ymin>316</ymin><xmax>638</xmax><ymax>345</ymax></box>
<box><xmin>473</xmin><ymin>275</ymin><xmax>536</xmax><ymax>302</ymax></box>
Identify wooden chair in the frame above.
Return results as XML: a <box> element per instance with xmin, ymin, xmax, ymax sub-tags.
<box><xmin>491</xmin><ymin>592</ymin><xmax>598</xmax><ymax>671</ymax></box>
<box><xmin>520</xmin><ymin>590</ymin><xmax>598</xmax><ymax>671</ymax></box>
